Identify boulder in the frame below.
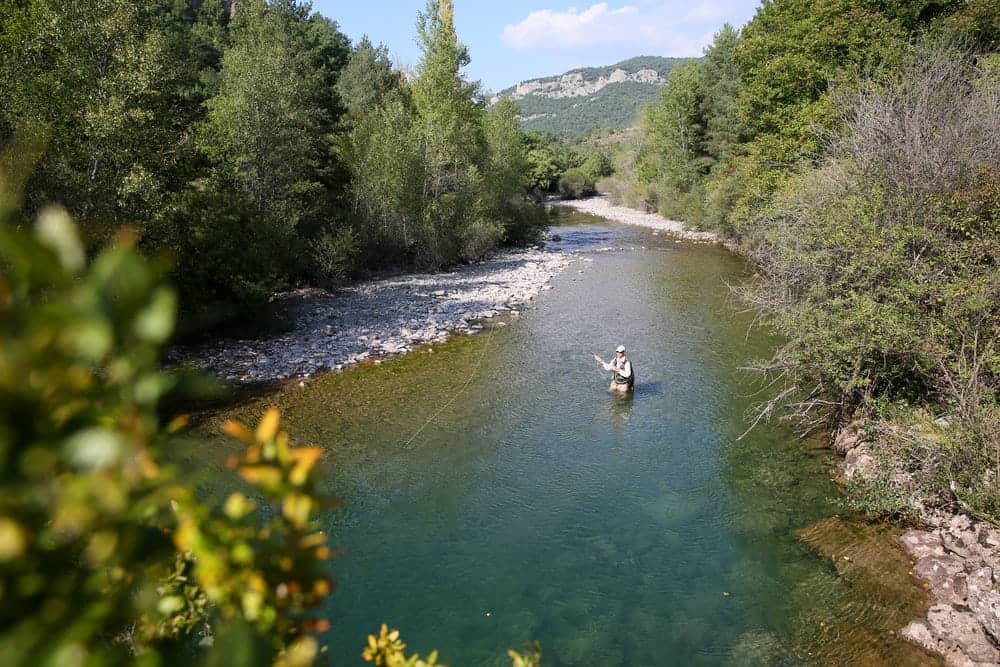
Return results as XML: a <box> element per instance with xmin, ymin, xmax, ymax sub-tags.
<box><xmin>966</xmin><ymin>567</ymin><xmax>1000</xmax><ymax>644</ymax></box>
<box><xmin>925</xmin><ymin>604</ymin><xmax>1000</xmax><ymax>664</ymax></box>
<box><xmin>914</xmin><ymin>554</ymin><xmax>967</xmax><ymax>606</ymax></box>
<box><xmin>901</xmin><ymin>529</ymin><xmax>945</xmax><ymax>560</ymax></box>
<box><xmin>843</xmin><ymin>442</ymin><xmax>875</xmax><ymax>481</ymax></box>
<box><xmin>900</xmin><ymin>621</ymin><xmax>938</xmax><ymax>656</ymax></box>
<box><xmin>833</xmin><ymin>418</ymin><xmax>867</xmax><ymax>454</ymax></box>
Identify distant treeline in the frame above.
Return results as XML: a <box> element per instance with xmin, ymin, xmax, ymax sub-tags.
<box><xmin>1</xmin><ymin>0</ymin><xmax>543</xmax><ymax>327</ymax></box>
<box><xmin>611</xmin><ymin>0</ymin><xmax>1000</xmax><ymax>519</ymax></box>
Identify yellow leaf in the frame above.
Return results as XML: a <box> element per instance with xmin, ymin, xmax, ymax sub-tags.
<box><xmin>173</xmin><ymin>520</ymin><xmax>198</xmax><ymax>552</ymax></box>
<box><xmin>275</xmin><ymin>636</ymin><xmax>319</xmax><ymax>667</ymax></box>
<box><xmin>222</xmin><ymin>419</ymin><xmax>253</xmax><ymax>443</ymax></box>
<box><xmin>282</xmin><ymin>493</ymin><xmax>312</xmax><ymax>530</ymax></box>
<box><xmin>0</xmin><ymin>517</ymin><xmax>27</xmax><ymax>561</ymax></box>
<box><xmin>167</xmin><ymin>414</ymin><xmax>190</xmax><ymax>433</ymax></box>
<box><xmin>224</xmin><ymin>492</ymin><xmax>254</xmax><ymax>519</ymax></box>
<box><xmin>256</xmin><ymin>408</ymin><xmax>280</xmax><ymax>442</ymax></box>
<box><xmin>238</xmin><ymin>465</ymin><xmax>282</xmax><ymax>487</ymax></box>
<box><xmin>241</xmin><ymin>590</ymin><xmax>262</xmax><ymax>620</ymax></box>
<box><xmin>289</xmin><ymin>447</ymin><xmax>323</xmax><ymax>486</ymax></box>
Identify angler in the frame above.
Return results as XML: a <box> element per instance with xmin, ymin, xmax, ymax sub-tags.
<box><xmin>593</xmin><ymin>345</ymin><xmax>634</xmax><ymax>393</ymax></box>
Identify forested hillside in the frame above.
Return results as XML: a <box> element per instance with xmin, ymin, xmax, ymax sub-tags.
<box><xmin>495</xmin><ymin>56</ymin><xmax>690</xmax><ymax>136</ymax></box>
<box><xmin>610</xmin><ymin>1</ymin><xmax>1000</xmax><ymax>520</ymax></box>
<box><xmin>0</xmin><ymin>0</ymin><xmax>542</xmax><ymax>331</ymax></box>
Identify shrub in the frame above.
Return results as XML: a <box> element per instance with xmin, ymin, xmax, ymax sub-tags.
<box><xmin>741</xmin><ymin>44</ymin><xmax>1000</xmax><ymax>519</ymax></box>
<box><xmin>557</xmin><ymin>168</ymin><xmax>596</xmax><ymax>199</ymax></box>
<box><xmin>0</xmin><ymin>200</ymin><xmax>337</xmax><ymax>665</ymax></box>
<box><xmin>310</xmin><ymin>226</ymin><xmax>359</xmax><ymax>290</ymax></box>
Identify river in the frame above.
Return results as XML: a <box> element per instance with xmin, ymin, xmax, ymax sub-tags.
<box><xmin>201</xmin><ymin>210</ymin><xmax>937</xmax><ymax>665</ymax></box>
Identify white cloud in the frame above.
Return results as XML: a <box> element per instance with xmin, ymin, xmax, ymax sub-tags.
<box><xmin>501</xmin><ymin>4</ymin><xmax>639</xmax><ymax>50</ymax></box>
<box><xmin>501</xmin><ymin>1</ymin><xmax>742</xmax><ymax>54</ymax></box>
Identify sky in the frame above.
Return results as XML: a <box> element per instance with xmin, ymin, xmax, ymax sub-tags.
<box><xmin>312</xmin><ymin>1</ymin><xmax>763</xmax><ymax>93</ymax></box>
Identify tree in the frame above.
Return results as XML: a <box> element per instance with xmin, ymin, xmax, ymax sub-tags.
<box><xmin>634</xmin><ymin>60</ymin><xmax>708</xmax><ymax>216</ymax></box>
<box><xmin>0</xmin><ymin>0</ymin><xmax>175</xmax><ymax>239</ymax></box>
<box><xmin>200</xmin><ymin>0</ymin><xmax>327</xmax><ymax>220</ymax></box>
<box><xmin>336</xmin><ymin>36</ymin><xmax>404</xmax><ymax>120</ymax></box>
<box><xmin>699</xmin><ymin>24</ymin><xmax>745</xmax><ymax>164</ymax></box>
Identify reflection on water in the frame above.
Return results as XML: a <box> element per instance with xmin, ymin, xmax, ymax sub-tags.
<box><xmin>202</xmin><ymin>211</ymin><xmax>938</xmax><ymax>666</ymax></box>
<box><xmin>607</xmin><ymin>392</ymin><xmax>633</xmax><ymax>429</ymax></box>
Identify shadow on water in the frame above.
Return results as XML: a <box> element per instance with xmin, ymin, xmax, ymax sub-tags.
<box><xmin>632</xmin><ymin>380</ymin><xmax>662</xmax><ymax>398</ymax></box>
<box><xmin>199</xmin><ymin>214</ymin><xmax>940</xmax><ymax>666</ymax></box>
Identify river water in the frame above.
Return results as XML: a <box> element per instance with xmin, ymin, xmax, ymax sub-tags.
<box><xmin>202</xmin><ymin>211</ymin><xmax>937</xmax><ymax>665</ymax></box>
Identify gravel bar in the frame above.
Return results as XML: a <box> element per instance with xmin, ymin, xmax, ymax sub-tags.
<box><xmin>556</xmin><ymin>195</ymin><xmax>720</xmax><ymax>243</ymax></box>
<box><xmin>172</xmin><ymin>247</ymin><xmax>574</xmax><ymax>383</ymax></box>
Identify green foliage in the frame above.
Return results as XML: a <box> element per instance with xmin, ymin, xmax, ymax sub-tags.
<box><xmin>933</xmin><ymin>0</ymin><xmax>1000</xmax><ymax>50</ymax></box>
<box><xmin>743</xmin><ymin>46</ymin><xmax>999</xmax><ymax>517</ymax></box>
<box><xmin>341</xmin><ymin>1</ymin><xmax>542</xmax><ymax>269</ymax></box>
<box><xmin>336</xmin><ymin>36</ymin><xmax>404</xmax><ymax>120</ymax></box>
<box><xmin>1</xmin><ymin>0</ymin><xmax>543</xmax><ymax>326</ymax></box>
<box><xmin>557</xmin><ymin>168</ymin><xmax>596</xmax><ymax>199</ymax></box>
<box><xmin>581</xmin><ymin>151</ymin><xmax>614</xmax><ymax>182</ymax></box>
<box><xmin>0</xmin><ymin>195</ymin><xmax>338</xmax><ymax>664</ymax></box>
<box><xmin>636</xmin><ymin>61</ymin><xmax>707</xmax><ymax>211</ymax></box>
<box><xmin>698</xmin><ymin>24</ymin><xmax>745</xmax><ymax>166</ymax></box>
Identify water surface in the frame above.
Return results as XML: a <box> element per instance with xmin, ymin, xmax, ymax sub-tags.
<box><xmin>203</xmin><ymin>211</ymin><xmax>936</xmax><ymax>665</ymax></box>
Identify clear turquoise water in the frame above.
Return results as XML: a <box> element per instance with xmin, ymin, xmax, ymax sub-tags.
<box><xmin>202</xmin><ymin>211</ymin><xmax>935</xmax><ymax>666</ymax></box>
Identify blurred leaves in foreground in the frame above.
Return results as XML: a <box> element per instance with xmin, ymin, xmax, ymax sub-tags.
<box><xmin>0</xmin><ymin>192</ymin><xmax>335</xmax><ymax>665</ymax></box>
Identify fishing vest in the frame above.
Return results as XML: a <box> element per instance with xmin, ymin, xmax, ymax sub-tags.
<box><xmin>613</xmin><ymin>357</ymin><xmax>633</xmax><ymax>386</ymax></box>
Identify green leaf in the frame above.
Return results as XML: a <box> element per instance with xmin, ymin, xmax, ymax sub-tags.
<box><xmin>63</xmin><ymin>428</ymin><xmax>126</xmax><ymax>469</ymax></box>
<box><xmin>133</xmin><ymin>287</ymin><xmax>177</xmax><ymax>343</ymax></box>
<box><xmin>35</xmin><ymin>206</ymin><xmax>84</xmax><ymax>273</ymax></box>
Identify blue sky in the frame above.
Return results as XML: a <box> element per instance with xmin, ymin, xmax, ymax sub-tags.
<box><xmin>312</xmin><ymin>1</ymin><xmax>763</xmax><ymax>92</ymax></box>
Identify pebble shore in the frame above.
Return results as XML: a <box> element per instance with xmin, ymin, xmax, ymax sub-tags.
<box><xmin>555</xmin><ymin>195</ymin><xmax>721</xmax><ymax>243</ymax></box>
<box><xmin>172</xmin><ymin>247</ymin><xmax>574</xmax><ymax>383</ymax></box>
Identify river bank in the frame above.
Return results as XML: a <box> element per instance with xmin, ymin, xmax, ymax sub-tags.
<box><xmin>554</xmin><ymin>195</ymin><xmax>721</xmax><ymax>243</ymax></box>
<box><xmin>834</xmin><ymin>421</ymin><xmax>1000</xmax><ymax>665</ymax></box>
<box><xmin>171</xmin><ymin>246</ymin><xmax>573</xmax><ymax>383</ymax></box>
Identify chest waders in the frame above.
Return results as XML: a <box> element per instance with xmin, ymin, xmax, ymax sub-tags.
<box><xmin>613</xmin><ymin>359</ymin><xmax>634</xmax><ymax>389</ymax></box>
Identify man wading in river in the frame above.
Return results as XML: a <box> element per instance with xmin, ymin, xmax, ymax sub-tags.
<box><xmin>594</xmin><ymin>345</ymin><xmax>634</xmax><ymax>393</ymax></box>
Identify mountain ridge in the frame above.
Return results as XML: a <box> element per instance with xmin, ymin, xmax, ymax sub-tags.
<box><xmin>494</xmin><ymin>56</ymin><xmax>693</xmax><ymax>136</ymax></box>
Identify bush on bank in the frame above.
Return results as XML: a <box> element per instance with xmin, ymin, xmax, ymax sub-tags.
<box><xmin>617</xmin><ymin>0</ymin><xmax>1000</xmax><ymax>521</ymax></box>
<box><xmin>741</xmin><ymin>46</ymin><xmax>1000</xmax><ymax>520</ymax></box>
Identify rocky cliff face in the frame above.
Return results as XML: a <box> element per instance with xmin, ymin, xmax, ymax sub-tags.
<box><xmin>504</xmin><ymin>68</ymin><xmax>666</xmax><ymax>101</ymax></box>
<box><xmin>493</xmin><ymin>56</ymin><xmax>691</xmax><ymax>136</ymax></box>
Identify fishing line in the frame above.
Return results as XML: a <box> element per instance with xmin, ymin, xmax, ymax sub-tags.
<box><xmin>401</xmin><ymin>322</ymin><xmax>497</xmax><ymax>450</ymax></box>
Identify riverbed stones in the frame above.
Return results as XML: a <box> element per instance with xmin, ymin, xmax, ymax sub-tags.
<box><xmin>171</xmin><ymin>246</ymin><xmax>573</xmax><ymax>382</ymax></box>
